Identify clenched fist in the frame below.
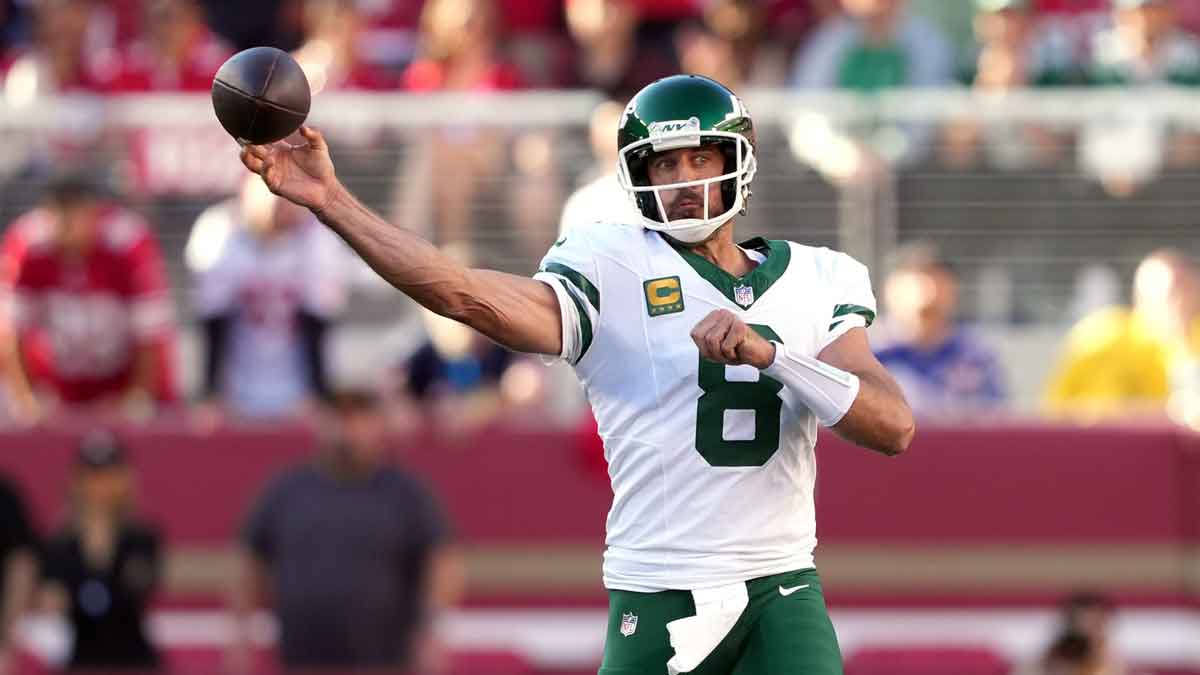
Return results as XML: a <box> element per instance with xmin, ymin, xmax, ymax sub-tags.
<box><xmin>690</xmin><ymin>309</ymin><xmax>777</xmax><ymax>369</ymax></box>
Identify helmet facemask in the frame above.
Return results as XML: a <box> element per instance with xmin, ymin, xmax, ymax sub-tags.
<box><xmin>617</xmin><ymin>127</ymin><xmax>757</xmax><ymax>245</ymax></box>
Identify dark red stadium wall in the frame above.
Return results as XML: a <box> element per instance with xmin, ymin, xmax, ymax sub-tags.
<box><xmin>0</xmin><ymin>424</ymin><xmax>1196</xmax><ymax>605</ymax></box>
<box><xmin>815</xmin><ymin>425</ymin><xmax>1187</xmax><ymax>542</ymax></box>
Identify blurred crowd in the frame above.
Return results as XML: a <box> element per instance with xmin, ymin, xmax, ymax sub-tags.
<box><xmin>9</xmin><ymin>0</ymin><xmax>1200</xmax><ymax>98</ymax></box>
<box><xmin>0</xmin><ymin>0</ymin><xmax>1199</xmax><ymax>428</ymax></box>
<box><xmin>9</xmin><ymin>0</ymin><xmax>1200</xmax><ymax>186</ymax></box>
<box><xmin>6</xmin><ymin>167</ymin><xmax>1200</xmax><ymax>429</ymax></box>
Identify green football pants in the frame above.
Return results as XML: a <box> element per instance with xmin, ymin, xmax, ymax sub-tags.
<box><xmin>598</xmin><ymin>568</ymin><xmax>843</xmax><ymax>675</ymax></box>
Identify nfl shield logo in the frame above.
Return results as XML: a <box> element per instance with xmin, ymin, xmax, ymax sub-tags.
<box><xmin>733</xmin><ymin>284</ymin><xmax>754</xmax><ymax>307</ymax></box>
<box><xmin>620</xmin><ymin>612</ymin><xmax>639</xmax><ymax>637</ymax></box>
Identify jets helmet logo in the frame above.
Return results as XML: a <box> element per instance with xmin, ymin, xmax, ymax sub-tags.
<box><xmin>649</xmin><ymin>117</ymin><xmax>701</xmax><ymax>151</ymax></box>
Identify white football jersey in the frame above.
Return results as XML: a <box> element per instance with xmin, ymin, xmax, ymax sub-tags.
<box><xmin>191</xmin><ymin>201</ymin><xmax>349</xmax><ymax>417</ymax></box>
<box><xmin>534</xmin><ymin>223</ymin><xmax>876</xmax><ymax>593</ymax></box>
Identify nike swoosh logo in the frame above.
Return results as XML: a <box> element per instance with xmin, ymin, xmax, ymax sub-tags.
<box><xmin>778</xmin><ymin>584</ymin><xmax>810</xmax><ymax>596</ymax></box>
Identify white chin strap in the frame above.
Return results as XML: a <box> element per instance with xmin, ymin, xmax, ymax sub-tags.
<box><xmin>617</xmin><ymin>131</ymin><xmax>756</xmax><ymax>244</ymax></box>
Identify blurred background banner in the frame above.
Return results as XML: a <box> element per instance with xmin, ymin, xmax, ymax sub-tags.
<box><xmin>3</xmin><ymin>0</ymin><xmax>1200</xmax><ymax>674</ymax></box>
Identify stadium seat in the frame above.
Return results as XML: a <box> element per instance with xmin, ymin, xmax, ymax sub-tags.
<box><xmin>845</xmin><ymin>645</ymin><xmax>1011</xmax><ymax>675</ymax></box>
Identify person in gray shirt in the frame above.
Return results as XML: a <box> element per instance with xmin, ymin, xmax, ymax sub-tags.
<box><xmin>229</xmin><ymin>388</ymin><xmax>463</xmax><ymax>672</ymax></box>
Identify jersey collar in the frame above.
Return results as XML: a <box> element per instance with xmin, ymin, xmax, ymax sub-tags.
<box><xmin>665</xmin><ymin>235</ymin><xmax>791</xmax><ymax>309</ymax></box>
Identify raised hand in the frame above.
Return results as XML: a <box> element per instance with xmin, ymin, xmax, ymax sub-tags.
<box><xmin>239</xmin><ymin>126</ymin><xmax>338</xmax><ymax>212</ymax></box>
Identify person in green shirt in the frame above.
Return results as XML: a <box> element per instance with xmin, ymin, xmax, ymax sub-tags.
<box><xmin>963</xmin><ymin>0</ymin><xmax>1082</xmax><ymax>87</ymax></box>
<box><xmin>790</xmin><ymin>0</ymin><xmax>955</xmax><ymax>170</ymax></box>
<box><xmin>791</xmin><ymin>0</ymin><xmax>954</xmax><ymax>93</ymax></box>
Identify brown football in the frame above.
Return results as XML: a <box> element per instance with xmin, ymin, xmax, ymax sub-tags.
<box><xmin>211</xmin><ymin>47</ymin><xmax>311</xmax><ymax>145</ymax></box>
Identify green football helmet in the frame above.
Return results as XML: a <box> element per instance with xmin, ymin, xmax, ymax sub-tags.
<box><xmin>616</xmin><ymin>75</ymin><xmax>757</xmax><ymax>244</ymax></box>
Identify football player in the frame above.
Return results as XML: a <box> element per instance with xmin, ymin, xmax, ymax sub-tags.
<box><xmin>240</xmin><ymin>74</ymin><xmax>914</xmax><ymax>675</ymax></box>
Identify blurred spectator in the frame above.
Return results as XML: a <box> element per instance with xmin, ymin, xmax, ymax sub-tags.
<box><xmin>1044</xmin><ymin>249</ymin><xmax>1200</xmax><ymax>423</ymax></box>
<box><xmin>964</xmin><ymin>0</ymin><xmax>1080</xmax><ymax>86</ymax></box>
<box><xmin>395</xmin><ymin>302</ymin><xmax>546</xmax><ymax>434</ymax></box>
<box><xmin>110</xmin><ymin>0</ymin><xmax>239</xmax><ymax>198</ymax></box>
<box><xmin>674</xmin><ymin>0</ymin><xmax>782</xmax><ymax>88</ymax></box>
<box><xmin>565</xmin><ymin>0</ymin><xmax>679</xmax><ymax>100</ymax></box>
<box><xmin>39</xmin><ymin>431</ymin><xmax>161</xmax><ymax>670</ymax></box>
<box><xmin>791</xmin><ymin>0</ymin><xmax>954</xmax><ymax>92</ymax></box>
<box><xmin>1039</xmin><ymin>633</ymin><xmax>1103</xmax><ymax>675</ymax></box>
<box><xmin>559</xmin><ymin>99</ymin><xmax>639</xmax><ymax>235</ymax></box>
<box><xmin>231</xmin><ymin>388</ymin><xmax>463</xmax><ymax>672</ymax></box>
<box><xmin>187</xmin><ymin>175</ymin><xmax>347</xmax><ymax>423</ymax></box>
<box><xmin>0</xmin><ymin>174</ymin><xmax>177</xmax><ymax>425</ymax></box>
<box><xmin>402</xmin><ymin>0</ymin><xmax>523</xmax><ymax>92</ymax></box>
<box><xmin>760</xmin><ymin>0</ymin><xmax>840</xmax><ymax>68</ymax></box>
<box><xmin>874</xmin><ymin>243</ymin><xmax>1007</xmax><ymax>418</ymax></box>
<box><xmin>392</xmin><ymin>0</ymin><xmax>550</xmax><ymax>255</ymax></box>
<box><xmin>790</xmin><ymin>0</ymin><xmax>954</xmax><ymax>173</ymax></box>
<box><xmin>2</xmin><ymin>0</ymin><xmax>122</xmax><ymax>99</ymax></box>
<box><xmin>294</xmin><ymin>0</ymin><xmax>397</xmax><ymax>93</ymax></box>
<box><xmin>0</xmin><ymin>474</ymin><xmax>36</xmax><ymax>675</ymax></box>
<box><xmin>940</xmin><ymin>0</ymin><xmax>1077</xmax><ymax>169</ymax></box>
<box><xmin>1087</xmin><ymin>0</ymin><xmax>1200</xmax><ymax>85</ymax></box>
<box><xmin>1059</xmin><ymin>593</ymin><xmax>1116</xmax><ymax>656</ymax></box>
<box><xmin>1022</xmin><ymin>593</ymin><xmax>1138</xmax><ymax>675</ymax></box>
<box><xmin>1079</xmin><ymin>0</ymin><xmax>1200</xmax><ymax>195</ymax></box>
<box><xmin>911</xmin><ymin>0</ymin><xmax>976</xmax><ymax>54</ymax></box>
<box><xmin>103</xmin><ymin>0</ymin><xmax>232</xmax><ymax>92</ymax></box>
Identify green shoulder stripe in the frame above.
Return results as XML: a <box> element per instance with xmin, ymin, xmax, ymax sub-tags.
<box><xmin>542</xmin><ymin>263</ymin><xmax>599</xmax><ymax>312</ymax></box>
<box><xmin>830</xmin><ymin>304</ymin><xmax>875</xmax><ymax>331</ymax></box>
<box><xmin>556</xmin><ymin>279</ymin><xmax>594</xmax><ymax>364</ymax></box>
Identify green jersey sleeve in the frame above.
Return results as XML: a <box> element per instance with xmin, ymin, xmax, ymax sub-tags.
<box><xmin>819</xmin><ymin>251</ymin><xmax>877</xmax><ymax>352</ymax></box>
<box><xmin>532</xmin><ymin>232</ymin><xmax>601</xmax><ymax>365</ymax></box>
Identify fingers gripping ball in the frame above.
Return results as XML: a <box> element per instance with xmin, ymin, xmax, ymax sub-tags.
<box><xmin>212</xmin><ymin>47</ymin><xmax>311</xmax><ymax>145</ymax></box>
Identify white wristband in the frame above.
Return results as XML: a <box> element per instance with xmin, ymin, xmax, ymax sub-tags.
<box><xmin>761</xmin><ymin>341</ymin><xmax>860</xmax><ymax>427</ymax></box>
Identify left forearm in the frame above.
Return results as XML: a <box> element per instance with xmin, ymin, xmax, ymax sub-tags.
<box><xmin>831</xmin><ymin>369</ymin><xmax>915</xmax><ymax>456</ymax></box>
<box><xmin>694</xmin><ymin>316</ymin><xmax>914</xmax><ymax>457</ymax></box>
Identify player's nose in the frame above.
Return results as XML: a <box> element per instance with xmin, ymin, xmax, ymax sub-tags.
<box><xmin>677</xmin><ymin>158</ymin><xmax>704</xmax><ymax>182</ymax></box>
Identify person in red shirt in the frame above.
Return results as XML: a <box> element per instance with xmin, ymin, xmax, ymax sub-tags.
<box><xmin>394</xmin><ymin>0</ymin><xmax>545</xmax><ymax>253</ymax></box>
<box><xmin>1</xmin><ymin>0</ymin><xmax>123</xmax><ymax>96</ymax></box>
<box><xmin>0</xmin><ymin>175</ymin><xmax>177</xmax><ymax>424</ymax></box>
<box><xmin>293</xmin><ymin>0</ymin><xmax>398</xmax><ymax>93</ymax></box>
<box><xmin>103</xmin><ymin>0</ymin><xmax>232</xmax><ymax>93</ymax></box>
<box><xmin>113</xmin><ymin>0</ymin><xmax>239</xmax><ymax>198</ymax></box>
<box><xmin>402</xmin><ymin>0</ymin><xmax>524</xmax><ymax>92</ymax></box>
<box><xmin>564</xmin><ymin>0</ymin><xmax>680</xmax><ymax>99</ymax></box>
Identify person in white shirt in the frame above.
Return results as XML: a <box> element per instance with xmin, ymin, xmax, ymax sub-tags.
<box><xmin>187</xmin><ymin>176</ymin><xmax>349</xmax><ymax>420</ymax></box>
